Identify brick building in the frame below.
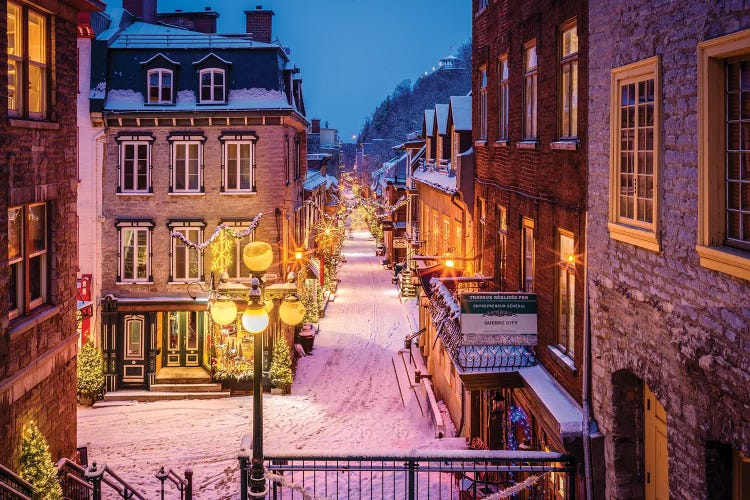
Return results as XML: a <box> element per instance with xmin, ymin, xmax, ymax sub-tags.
<box><xmin>1</xmin><ymin>0</ymin><xmax>103</xmax><ymax>470</ymax></box>
<box><xmin>85</xmin><ymin>3</ymin><xmax>308</xmax><ymax>391</ymax></box>
<box><xmin>588</xmin><ymin>2</ymin><xmax>750</xmax><ymax>498</ymax></box>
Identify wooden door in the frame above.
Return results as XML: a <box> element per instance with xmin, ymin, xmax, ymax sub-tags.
<box><xmin>644</xmin><ymin>383</ymin><xmax>669</xmax><ymax>500</ymax></box>
<box><xmin>164</xmin><ymin>311</ymin><xmax>201</xmax><ymax>367</ymax></box>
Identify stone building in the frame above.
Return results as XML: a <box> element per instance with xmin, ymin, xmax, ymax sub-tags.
<box><xmin>1</xmin><ymin>0</ymin><xmax>104</xmax><ymax>470</ymax></box>
<box><xmin>588</xmin><ymin>2</ymin><xmax>750</xmax><ymax>498</ymax></box>
<box><xmin>85</xmin><ymin>3</ymin><xmax>308</xmax><ymax>392</ymax></box>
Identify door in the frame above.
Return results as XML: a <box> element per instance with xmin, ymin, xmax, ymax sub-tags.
<box><xmin>121</xmin><ymin>314</ymin><xmax>148</xmax><ymax>385</ymax></box>
<box><xmin>644</xmin><ymin>383</ymin><xmax>669</xmax><ymax>500</ymax></box>
<box><xmin>164</xmin><ymin>311</ymin><xmax>202</xmax><ymax>367</ymax></box>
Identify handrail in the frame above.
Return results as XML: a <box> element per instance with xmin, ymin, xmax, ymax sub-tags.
<box><xmin>102</xmin><ymin>465</ymin><xmax>147</xmax><ymax>500</ymax></box>
<box><xmin>404</xmin><ymin>327</ymin><xmax>426</xmax><ymax>349</ymax></box>
<box><xmin>57</xmin><ymin>458</ymin><xmax>92</xmax><ymax>499</ymax></box>
<box><xmin>0</xmin><ymin>480</ymin><xmax>33</xmax><ymax>500</ymax></box>
<box><xmin>0</xmin><ymin>463</ymin><xmax>34</xmax><ymax>499</ymax></box>
<box><xmin>156</xmin><ymin>466</ymin><xmax>192</xmax><ymax>500</ymax></box>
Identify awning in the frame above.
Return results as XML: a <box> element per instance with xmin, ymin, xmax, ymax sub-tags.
<box><xmin>76</xmin><ymin>300</ymin><xmax>93</xmax><ymax>319</ymax></box>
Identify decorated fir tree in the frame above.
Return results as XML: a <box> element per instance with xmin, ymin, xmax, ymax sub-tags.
<box><xmin>19</xmin><ymin>421</ymin><xmax>63</xmax><ymax>500</ymax></box>
<box><xmin>77</xmin><ymin>340</ymin><xmax>105</xmax><ymax>403</ymax></box>
<box><xmin>300</xmin><ymin>279</ymin><xmax>319</xmax><ymax>323</ymax></box>
<box><xmin>269</xmin><ymin>335</ymin><xmax>293</xmax><ymax>393</ymax></box>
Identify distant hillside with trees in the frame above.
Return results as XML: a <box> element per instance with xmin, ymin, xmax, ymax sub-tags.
<box><xmin>358</xmin><ymin>40</ymin><xmax>472</xmax><ymax>173</ymax></box>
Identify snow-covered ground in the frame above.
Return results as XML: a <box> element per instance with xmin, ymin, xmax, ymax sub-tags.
<box><xmin>78</xmin><ymin>230</ymin><xmax>460</xmax><ymax>499</ymax></box>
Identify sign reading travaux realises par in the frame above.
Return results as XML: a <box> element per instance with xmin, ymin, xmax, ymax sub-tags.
<box><xmin>459</xmin><ymin>293</ymin><xmax>538</xmax><ymax>346</ymax></box>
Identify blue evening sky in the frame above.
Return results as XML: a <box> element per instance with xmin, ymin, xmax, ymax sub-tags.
<box><xmin>106</xmin><ymin>0</ymin><xmax>471</xmax><ymax>140</ymax></box>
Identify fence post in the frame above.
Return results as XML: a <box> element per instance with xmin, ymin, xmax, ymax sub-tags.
<box><xmin>156</xmin><ymin>466</ymin><xmax>167</xmax><ymax>500</ymax></box>
<box><xmin>185</xmin><ymin>468</ymin><xmax>193</xmax><ymax>500</ymax></box>
<box><xmin>84</xmin><ymin>462</ymin><xmax>105</xmax><ymax>500</ymax></box>
<box><xmin>239</xmin><ymin>455</ymin><xmax>249</xmax><ymax>500</ymax></box>
<box><xmin>406</xmin><ymin>459</ymin><xmax>416</xmax><ymax>500</ymax></box>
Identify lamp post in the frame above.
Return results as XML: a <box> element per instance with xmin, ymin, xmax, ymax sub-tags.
<box><xmin>189</xmin><ymin>238</ymin><xmax>305</xmax><ymax>498</ymax></box>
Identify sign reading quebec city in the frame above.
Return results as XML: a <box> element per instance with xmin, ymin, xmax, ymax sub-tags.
<box><xmin>459</xmin><ymin>293</ymin><xmax>538</xmax><ymax>346</ymax></box>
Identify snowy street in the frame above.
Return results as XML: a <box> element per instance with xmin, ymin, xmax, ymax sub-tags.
<box><xmin>77</xmin><ymin>230</ymin><xmax>454</xmax><ymax>499</ymax></box>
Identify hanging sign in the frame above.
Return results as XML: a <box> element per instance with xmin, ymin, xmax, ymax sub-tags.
<box><xmin>459</xmin><ymin>293</ymin><xmax>537</xmax><ymax>346</ymax></box>
<box><xmin>393</xmin><ymin>238</ymin><xmax>408</xmax><ymax>248</ymax></box>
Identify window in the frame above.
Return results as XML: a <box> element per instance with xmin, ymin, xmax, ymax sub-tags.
<box><xmin>478</xmin><ymin>0</ymin><xmax>488</xmax><ymax>11</ymax></box>
<box><xmin>294</xmin><ymin>136</ymin><xmax>301</xmax><ymax>179</ymax></box>
<box><xmin>432</xmin><ymin>211</ymin><xmax>440</xmax><ymax>256</ymax></box>
<box><xmin>455</xmin><ymin>223</ymin><xmax>463</xmax><ymax>264</ymax></box>
<box><xmin>443</xmin><ymin>218</ymin><xmax>450</xmax><ymax>256</ymax></box>
<box><xmin>556</xmin><ymin>231</ymin><xmax>575</xmax><ymax>358</ymax></box>
<box><xmin>169</xmin><ymin>223</ymin><xmax>204</xmax><ymax>282</ymax></box>
<box><xmin>698</xmin><ymin>30</ymin><xmax>750</xmax><ymax>280</ymax></box>
<box><xmin>223</xmin><ymin>221</ymin><xmax>255</xmax><ymax>280</ymax></box>
<box><xmin>560</xmin><ymin>22</ymin><xmax>579</xmax><ymax>138</ymax></box>
<box><xmin>521</xmin><ymin>218</ymin><xmax>535</xmax><ymax>292</ymax></box>
<box><xmin>119</xmin><ymin>141</ymin><xmax>152</xmax><ymax>194</ymax></box>
<box><xmin>609</xmin><ymin>56</ymin><xmax>661</xmax><ymax>251</ymax></box>
<box><xmin>117</xmin><ymin>221</ymin><xmax>153</xmax><ymax>283</ymax></box>
<box><xmin>220</xmin><ymin>134</ymin><xmax>257</xmax><ymax>192</ymax></box>
<box><xmin>498</xmin><ymin>56</ymin><xmax>509</xmax><ymax>140</ymax></box>
<box><xmin>8</xmin><ymin>203</ymin><xmax>48</xmax><ymax>318</ymax></box>
<box><xmin>199</xmin><ymin>68</ymin><xmax>225</xmax><ymax>103</ymax></box>
<box><xmin>147</xmin><ymin>69</ymin><xmax>173</xmax><ymax>104</ymax></box>
<box><xmin>494</xmin><ymin>205</ymin><xmax>507</xmax><ymax>289</ymax></box>
<box><xmin>524</xmin><ymin>42</ymin><xmax>538</xmax><ymax>140</ymax></box>
<box><xmin>7</xmin><ymin>2</ymin><xmax>48</xmax><ymax>119</ymax></box>
<box><xmin>477</xmin><ymin>198</ymin><xmax>486</xmax><ymax>274</ymax></box>
<box><xmin>479</xmin><ymin>66</ymin><xmax>488</xmax><ymax>140</ymax></box>
<box><xmin>171</xmin><ymin>141</ymin><xmax>202</xmax><ymax>193</ymax></box>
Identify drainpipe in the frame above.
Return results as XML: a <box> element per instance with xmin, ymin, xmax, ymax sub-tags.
<box><xmin>582</xmin><ymin>213</ymin><xmax>594</xmax><ymax>499</ymax></box>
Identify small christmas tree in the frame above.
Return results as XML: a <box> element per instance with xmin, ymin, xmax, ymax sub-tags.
<box><xmin>269</xmin><ymin>335</ymin><xmax>293</xmax><ymax>393</ymax></box>
<box><xmin>19</xmin><ymin>421</ymin><xmax>63</xmax><ymax>500</ymax></box>
<box><xmin>77</xmin><ymin>340</ymin><xmax>105</xmax><ymax>403</ymax></box>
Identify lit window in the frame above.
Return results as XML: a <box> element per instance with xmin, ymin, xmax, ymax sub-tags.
<box><xmin>479</xmin><ymin>66</ymin><xmax>488</xmax><ymax>140</ymax></box>
<box><xmin>521</xmin><ymin>218</ymin><xmax>534</xmax><ymax>292</ymax></box>
<box><xmin>172</xmin><ymin>142</ymin><xmax>202</xmax><ymax>192</ymax></box>
<box><xmin>199</xmin><ymin>68</ymin><xmax>225</xmax><ymax>103</ymax></box>
<box><xmin>117</xmin><ymin>222</ymin><xmax>153</xmax><ymax>283</ymax></box>
<box><xmin>223</xmin><ymin>141</ymin><xmax>254</xmax><ymax>191</ymax></box>
<box><xmin>560</xmin><ymin>23</ymin><xmax>579</xmax><ymax>138</ymax></box>
<box><xmin>7</xmin><ymin>2</ymin><xmax>48</xmax><ymax>119</ymax></box>
<box><xmin>609</xmin><ymin>57</ymin><xmax>660</xmax><ymax>252</ymax></box>
<box><xmin>170</xmin><ymin>225</ymin><xmax>203</xmax><ymax>282</ymax></box>
<box><xmin>696</xmin><ymin>30</ymin><xmax>750</xmax><ymax>280</ymax></box>
<box><xmin>119</xmin><ymin>141</ymin><xmax>151</xmax><ymax>193</ymax></box>
<box><xmin>222</xmin><ymin>221</ymin><xmax>255</xmax><ymax>281</ymax></box>
<box><xmin>494</xmin><ymin>205</ymin><xmax>507</xmax><ymax>289</ymax></box>
<box><xmin>8</xmin><ymin>203</ymin><xmax>48</xmax><ymax>318</ymax></box>
<box><xmin>477</xmin><ymin>198</ymin><xmax>486</xmax><ymax>274</ymax></box>
<box><xmin>556</xmin><ymin>231</ymin><xmax>575</xmax><ymax>358</ymax></box>
<box><xmin>498</xmin><ymin>56</ymin><xmax>509</xmax><ymax>140</ymax></box>
<box><xmin>524</xmin><ymin>43</ymin><xmax>538</xmax><ymax>140</ymax></box>
<box><xmin>147</xmin><ymin>69</ymin><xmax>173</xmax><ymax>104</ymax></box>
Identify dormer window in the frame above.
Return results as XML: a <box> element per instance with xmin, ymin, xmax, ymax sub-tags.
<box><xmin>200</xmin><ymin>69</ymin><xmax>225</xmax><ymax>103</ymax></box>
<box><xmin>147</xmin><ymin>69</ymin><xmax>173</xmax><ymax>104</ymax></box>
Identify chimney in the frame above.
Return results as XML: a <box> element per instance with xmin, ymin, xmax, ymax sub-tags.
<box><xmin>311</xmin><ymin>119</ymin><xmax>321</xmax><ymax>133</ymax></box>
<box><xmin>123</xmin><ymin>0</ymin><xmax>157</xmax><ymax>23</ymax></box>
<box><xmin>245</xmin><ymin>5</ymin><xmax>274</xmax><ymax>43</ymax></box>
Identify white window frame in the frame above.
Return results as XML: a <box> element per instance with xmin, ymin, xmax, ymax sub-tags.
<box><xmin>560</xmin><ymin>21</ymin><xmax>579</xmax><ymax>139</ymax></box>
<box><xmin>608</xmin><ymin>56</ymin><xmax>661</xmax><ymax>252</ymax></box>
<box><xmin>223</xmin><ymin>140</ymin><xmax>255</xmax><ymax>192</ymax></box>
<box><xmin>479</xmin><ymin>65</ymin><xmax>488</xmax><ymax>140</ymax></box>
<box><xmin>147</xmin><ymin>68</ymin><xmax>173</xmax><ymax>104</ymax></box>
<box><xmin>199</xmin><ymin>68</ymin><xmax>225</xmax><ymax>103</ymax></box>
<box><xmin>118</xmin><ymin>223</ymin><xmax>152</xmax><ymax>283</ymax></box>
<box><xmin>172</xmin><ymin>141</ymin><xmax>202</xmax><ymax>193</ymax></box>
<box><xmin>524</xmin><ymin>42</ymin><xmax>538</xmax><ymax>140</ymax></box>
<box><xmin>498</xmin><ymin>56</ymin><xmax>509</xmax><ymax>140</ymax></box>
<box><xmin>119</xmin><ymin>141</ymin><xmax>152</xmax><ymax>194</ymax></box>
<box><xmin>171</xmin><ymin>226</ymin><xmax>203</xmax><ymax>283</ymax></box>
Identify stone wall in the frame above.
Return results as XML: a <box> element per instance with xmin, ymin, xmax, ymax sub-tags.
<box><xmin>0</xmin><ymin>1</ymin><xmax>82</xmax><ymax>468</ymax></box>
<box><xmin>588</xmin><ymin>1</ymin><xmax>750</xmax><ymax>498</ymax></box>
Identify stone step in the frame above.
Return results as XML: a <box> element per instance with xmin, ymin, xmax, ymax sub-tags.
<box><xmin>101</xmin><ymin>390</ymin><xmax>230</xmax><ymax>403</ymax></box>
<box><xmin>149</xmin><ymin>383</ymin><xmax>223</xmax><ymax>393</ymax></box>
<box><xmin>153</xmin><ymin>376</ymin><xmax>213</xmax><ymax>385</ymax></box>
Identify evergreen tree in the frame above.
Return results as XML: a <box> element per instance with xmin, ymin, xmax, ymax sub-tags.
<box><xmin>77</xmin><ymin>340</ymin><xmax>104</xmax><ymax>402</ymax></box>
<box><xmin>19</xmin><ymin>421</ymin><xmax>63</xmax><ymax>500</ymax></box>
<box><xmin>269</xmin><ymin>335</ymin><xmax>293</xmax><ymax>392</ymax></box>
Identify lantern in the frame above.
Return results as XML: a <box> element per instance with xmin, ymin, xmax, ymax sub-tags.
<box><xmin>243</xmin><ymin>241</ymin><xmax>274</xmax><ymax>273</ymax></box>
<box><xmin>278</xmin><ymin>295</ymin><xmax>306</xmax><ymax>326</ymax></box>
<box><xmin>209</xmin><ymin>297</ymin><xmax>237</xmax><ymax>326</ymax></box>
<box><xmin>444</xmin><ymin>250</ymin><xmax>455</xmax><ymax>269</ymax></box>
<box><xmin>241</xmin><ymin>304</ymin><xmax>269</xmax><ymax>333</ymax></box>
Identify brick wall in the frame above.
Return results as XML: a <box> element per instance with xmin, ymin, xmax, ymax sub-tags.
<box><xmin>588</xmin><ymin>1</ymin><xmax>750</xmax><ymax>497</ymax></box>
<box><xmin>1</xmin><ymin>0</ymin><xmax>82</xmax><ymax>468</ymax></box>
<box><xmin>472</xmin><ymin>0</ymin><xmax>588</xmax><ymax>403</ymax></box>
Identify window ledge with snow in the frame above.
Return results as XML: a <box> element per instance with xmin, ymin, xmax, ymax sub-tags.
<box><xmin>168</xmin><ymin>192</ymin><xmax>205</xmax><ymax>196</ymax></box>
<box><xmin>550</xmin><ymin>140</ymin><xmax>579</xmax><ymax>151</ymax></box>
<box><xmin>220</xmin><ymin>190</ymin><xmax>257</xmax><ymax>196</ymax></box>
<box><xmin>474</xmin><ymin>140</ymin><xmax>488</xmax><ymax>147</ymax></box>
<box><xmin>117</xmin><ymin>192</ymin><xmax>154</xmax><ymax>197</ymax></box>
<box><xmin>547</xmin><ymin>344</ymin><xmax>577</xmax><ymax>374</ymax></box>
<box><xmin>516</xmin><ymin>140</ymin><xmax>538</xmax><ymax>150</ymax></box>
<box><xmin>493</xmin><ymin>140</ymin><xmax>510</xmax><ymax>147</ymax></box>
<box><xmin>10</xmin><ymin>119</ymin><xmax>59</xmax><ymax>130</ymax></box>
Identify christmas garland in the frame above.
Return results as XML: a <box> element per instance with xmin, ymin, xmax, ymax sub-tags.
<box><xmin>170</xmin><ymin>212</ymin><xmax>266</xmax><ymax>250</ymax></box>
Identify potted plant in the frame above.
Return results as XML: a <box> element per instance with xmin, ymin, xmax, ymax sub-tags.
<box><xmin>77</xmin><ymin>340</ymin><xmax>105</xmax><ymax>406</ymax></box>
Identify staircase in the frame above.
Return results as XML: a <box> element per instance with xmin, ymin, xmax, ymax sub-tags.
<box><xmin>0</xmin><ymin>463</ymin><xmax>34</xmax><ymax>500</ymax></box>
<box><xmin>398</xmin><ymin>269</ymin><xmax>417</xmax><ymax>298</ymax></box>
<box><xmin>101</xmin><ymin>368</ymin><xmax>229</xmax><ymax>403</ymax></box>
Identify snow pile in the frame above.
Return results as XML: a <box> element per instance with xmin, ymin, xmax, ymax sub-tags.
<box><xmin>104</xmin><ymin>89</ymin><xmax>145</xmax><ymax>109</ymax></box>
<box><xmin>176</xmin><ymin>90</ymin><xmax>196</xmax><ymax>106</ymax></box>
<box><xmin>89</xmin><ymin>81</ymin><xmax>106</xmax><ymax>100</ymax></box>
<box><xmin>412</xmin><ymin>165</ymin><xmax>457</xmax><ymax>194</ymax></box>
<box><xmin>228</xmin><ymin>88</ymin><xmax>290</xmax><ymax>109</ymax></box>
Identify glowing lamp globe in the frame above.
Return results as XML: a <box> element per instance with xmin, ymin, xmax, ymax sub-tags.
<box><xmin>243</xmin><ymin>241</ymin><xmax>274</xmax><ymax>273</ymax></box>
<box><xmin>278</xmin><ymin>295</ymin><xmax>306</xmax><ymax>326</ymax></box>
<box><xmin>210</xmin><ymin>297</ymin><xmax>237</xmax><ymax>326</ymax></box>
<box><xmin>444</xmin><ymin>251</ymin><xmax>455</xmax><ymax>269</ymax></box>
<box><xmin>241</xmin><ymin>305</ymin><xmax>269</xmax><ymax>333</ymax></box>
<box><xmin>295</xmin><ymin>250</ymin><xmax>303</xmax><ymax>260</ymax></box>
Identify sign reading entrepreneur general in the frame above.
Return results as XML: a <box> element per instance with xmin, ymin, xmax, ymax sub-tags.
<box><xmin>459</xmin><ymin>293</ymin><xmax>537</xmax><ymax>346</ymax></box>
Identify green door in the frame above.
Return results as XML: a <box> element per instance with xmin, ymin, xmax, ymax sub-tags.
<box><xmin>164</xmin><ymin>311</ymin><xmax>203</xmax><ymax>367</ymax></box>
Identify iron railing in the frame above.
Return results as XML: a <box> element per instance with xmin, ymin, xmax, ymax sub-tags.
<box><xmin>57</xmin><ymin>458</ymin><xmax>93</xmax><ymax>500</ymax></box>
<box><xmin>156</xmin><ymin>466</ymin><xmax>193</xmax><ymax>500</ymax></box>
<box><xmin>0</xmin><ymin>464</ymin><xmax>33</xmax><ymax>500</ymax></box>
<box><xmin>239</xmin><ymin>447</ymin><xmax>576</xmax><ymax>500</ymax></box>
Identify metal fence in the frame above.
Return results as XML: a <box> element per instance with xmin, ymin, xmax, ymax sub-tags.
<box><xmin>240</xmin><ymin>448</ymin><xmax>576</xmax><ymax>500</ymax></box>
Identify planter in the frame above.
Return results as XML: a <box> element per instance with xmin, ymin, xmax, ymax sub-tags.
<box><xmin>220</xmin><ymin>379</ymin><xmax>253</xmax><ymax>395</ymax></box>
<box><xmin>271</xmin><ymin>386</ymin><xmax>290</xmax><ymax>395</ymax></box>
<box><xmin>78</xmin><ymin>396</ymin><xmax>95</xmax><ymax>407</ymax></box>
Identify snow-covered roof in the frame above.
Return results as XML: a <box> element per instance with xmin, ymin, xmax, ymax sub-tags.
<box><xmin>308</xmin><ymin>153</ymin><xmax>332</xmax><ymax>160</ymax></box>
<box><xmin>105</xmin><ymin>20</ymin><xmax>277</xmax><ymax>49</ymax></box>
<box><xmin>104</xmin><ymin>88</ymin><xmax>291</xmax><ymax>112</ymax></box>
<box><xmin>412</xmin><ymin>165</ymin><xmax>457</xmax><ymax>194</ymax></box>
<box><xmin>140</xmin><ymin>52</ymin><xmax>180</xmax><ymax>67</ymax></box>
<box><xmin>518</xmin><ymin>365</ymin><xmax>583</xmax><ymax>435</ymax></box>
<box><xmin>304</xmin><ymin>169</ymin><xmax>338</xmax><ymax>191</ymax></box>
<box><xmin>435</xmin><ymin>104</ymin><xmax>449</xmax><ymax>135</ymax></box>
<box><xmin>449</xmin><ymin>96</ymin><xmax>472</xmax><ymax>132</ymax></box>
<box><xmin>192</xmin><ymin>52</ymin><xmax>232</xmax><ymax>66</ymax></box>
<box><xmin>424</xmin><ymin>110</ymin><xmax>435</xmax><ymax>136</ymax></box>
